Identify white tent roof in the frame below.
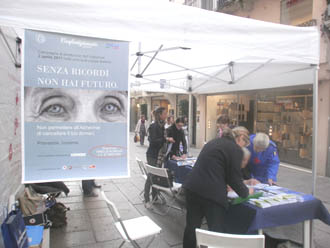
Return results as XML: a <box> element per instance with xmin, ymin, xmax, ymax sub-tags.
<box><xmin>0</xmin><ymin>0</ymin><xmax>320</xmax><ymax>94</ymax></box>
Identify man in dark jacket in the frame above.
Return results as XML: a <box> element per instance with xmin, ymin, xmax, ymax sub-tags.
<box><xmin>183</xmin><ymin>128</ymin><xmax>253</xmax><ymax>248</ymax></box>
<box><xmin>166</xmin><ymin>117</ymin><xmax>187</xmax><ymax>160</ymax></box>
<box><xmin>144</xmin><ymin>107</ymin><xmax>168</xmax><ymax>207</ymax></box>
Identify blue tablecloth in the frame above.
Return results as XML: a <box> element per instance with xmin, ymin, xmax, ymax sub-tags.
<box><xmin>165</xmin><ymin>159</ymin><xmax>330</xmax><ymax>234</ymax></box>
<box><xmin>225</xmin><ymin>197</ymin><xmax>330</xmax><ymax>234</ymax></box>
<box><xmin>164</xmin><ymin>160</ymin><xmax>193</xmax><ymax>184</ymax></box>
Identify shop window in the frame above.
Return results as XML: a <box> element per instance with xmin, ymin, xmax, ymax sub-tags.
<box><xmin>152</xmin><ymin>100</ymin><xmax>169</xmax><ymax>112</ymax></box>
<box><xmin>178</xmin><ymin>99</ymin><xmax>189</xmax><ymax>117</ymax></box>
<box><xmin>280</xmin><ymin>0</ymin><xmax>313</xmax><ymax>26</ymax></box>
<box><xmin>256</xmin><ymin>89</ymin><xmax>313</xmax><ymax>168</ymax></box>
<box><xmin>200</xmin><ymin>0</ymin><xmax>217</xmax><ymax>10</ymax></box>
<box><xmin>206</xmin><ymin>95</ymin><xmax>238</xmax><ymax>141</ymax></box>
<box><xmin>140</xmin><ymin>104</ymin><xmax>148</xmax><ymax>120</ymax></box>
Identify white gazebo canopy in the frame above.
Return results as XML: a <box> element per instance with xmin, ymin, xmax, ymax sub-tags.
<box><xmin>0</xmin><ymin>0</ymin><xmax>320</xmax><ymax>196</ymax></box>
<box><xmin>0</xmin><ymin>0</ymin><xmax>319</xmax><ymax>94</ymax></box>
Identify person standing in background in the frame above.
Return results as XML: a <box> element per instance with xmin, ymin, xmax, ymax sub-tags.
<box><xmin>135</xmin><ymin>114</ymin><xmax>149</xmax><ymax>146</ymax></box>
<box><xmin>165</xmin><ymin>116</ymin><xmax>174</xmax><ymax>129</ymax></box>
<box><xmin>216</xmin><ymin>115</ymin><xmax>230</xmax><ymax>138</ymax></box>
<box><xmin>166</xmin><ymin>117</ymin><xmax>187</xmax><ymax>160</ymax></box>
<box><xmin>82</xmin><ymin>180</ymin><xmax>101</xmax><ymax>197</ymax></box>
<box><xmin>144</xmin><ymin>107</ymin><xmax>168</xmax><ymax>208</ymax></box>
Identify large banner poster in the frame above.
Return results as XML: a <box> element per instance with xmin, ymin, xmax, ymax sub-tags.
<box><xmin>22</xmin><ymin>30</ymin><xmax>129</xmax><ymax>182</ymax></box>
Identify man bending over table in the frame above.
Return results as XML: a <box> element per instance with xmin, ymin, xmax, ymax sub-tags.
<box><xmin>182</xmin><ymin>127</ymin><xmax>254</xmax><ymax>248</ymax></box>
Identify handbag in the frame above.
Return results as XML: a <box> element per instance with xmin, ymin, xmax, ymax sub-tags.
<box><xmin>18</xmin><ymin>186</ymin><xmax>46</xmax><ymax>217</ymax></box>
<box><xmin>134</xmin><ymin>133</ymin><xmax>140</xmax><ymax>143</ymax></box>
<box><xmin>1</xmin><ymin>208</ymin><xmax>29</xmax><ymax>248</ymax></box>
<box><xmin>46</xmin><ymin>202</ymin><xmax>69</xmax><ymax>228</ymax></box>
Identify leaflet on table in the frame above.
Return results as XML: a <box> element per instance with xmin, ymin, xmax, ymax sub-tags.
<box><xmin>177</xmin><ymin>159</ymin><xmax>196</xmax><ymax>167</ymax></box>
<box><xmin>228</xmin><ymin>183</ymin><xmax>305</xmax><ymax>207</ymax></box>
<box><xmin>252</xmin><ymin>184</ymin><xmax>285</xmax><ymax>195</ymax></box>
<box><xmin>248</xmin><ymin>193</ymin><xmax>302</xmax><ymax>208</ymax></box>
<box><xmin>253</xmin><ymin>184</ymin><xmax>305</xmax><ymax>201</ymax></box>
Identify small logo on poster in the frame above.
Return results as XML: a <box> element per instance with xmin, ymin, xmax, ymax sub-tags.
<box><xmin>62</xmin><ymin>165</ymin><xmax>73</xmax><ymax>170</ymax></box>
<box><xmin>89</xmin><ymin>145</ymin><xmax>126</xmax><ymax>158</ymax></box>
<box><xmin>60</xmin><ymin>38</ymin><xmax>98</xmax><ymax>48</ymax></box>
<box><xmin>106</xmin><ymin>43</ymin><xmax>120</xmax><ymax>49</ymax></box>
<box><xmin>89</xmin><ymin>164</ymin><xmax>96</xmax><ymax>169</ymax></box>
<box><xmin>35</xmin><ymin>34</ymin><xmax>46</xmax><ymax>44</ymax></box>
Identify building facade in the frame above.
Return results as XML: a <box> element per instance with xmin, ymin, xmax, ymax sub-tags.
<box><xmin>165</xmin><ymin>0</ymin><xmax>330</xmax><ymax>176</ymax></box>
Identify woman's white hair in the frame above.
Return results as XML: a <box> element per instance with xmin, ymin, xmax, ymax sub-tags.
<box><xmin>254</xmin><ymin>133</ymin><xmax>270</xmax><ymax>150</ymax></box>
<box><xmin>242</xmin><ymin>147</ymin><xmax>251</xmax><ymax>159</ymax></box>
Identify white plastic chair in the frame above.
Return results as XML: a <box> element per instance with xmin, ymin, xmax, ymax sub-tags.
<box><xmin>144</xmin><ymin>164</ymin><xmax>183</xmax><ymax>215</ymax></box>
<box><xmin>196</xmin><ymin>228</ymin><xmax>265</xmax><ymax>248</ymax></box>
<box><xmin>101</xmin><ymin>191</ymin><xmax>162</xmax><ymax>248</ymax></box>
<box><xmin>136</xmin><ymin>158</ymin><xmax>148</xmax><ymax>199</ymax></box>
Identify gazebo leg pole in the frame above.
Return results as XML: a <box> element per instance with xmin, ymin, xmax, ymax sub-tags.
<box><xmin>311</xmin><ymin>65</ymin><xmax>319</xmax><ymax>248</ymax></box>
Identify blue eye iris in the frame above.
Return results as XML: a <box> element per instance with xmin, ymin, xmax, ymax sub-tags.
<box><xmin>102</xmin><ymin>103</ymin><xmax>118</xmax><ymax>114</ymax></box>
<box><xmin>45</xmin><ymin>104</ymin><xmax>64</xmax><ymax>114</ymax></box>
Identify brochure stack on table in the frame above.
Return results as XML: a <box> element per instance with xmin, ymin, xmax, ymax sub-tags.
<box><xmin>227</xmin><ymin>184</ymin><xmax>305</xmax><ymax>208</ymax></box>
<box><xmin>176</xmin><ymin>157</ymin><xmax>197</xmax><ymax>167</ymax></box>
<box><xmin>248</xmin><ymin>184</ymin><xmax>304</xmax><ymax>208</ymax></box>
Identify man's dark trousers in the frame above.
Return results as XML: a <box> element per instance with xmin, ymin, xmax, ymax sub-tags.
<box><xmin>183</xmin><ymin>189</ymin><xmax>226</xmax><ymax>248</ymax></box>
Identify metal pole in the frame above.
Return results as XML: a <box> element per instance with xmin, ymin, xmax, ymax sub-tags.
<box><xmin>237</xmin><ymin>94</ymin><xmax>239</xmax><ymax>126</ymax></box>
<box><xmin>312</xmin><ymin>65</ymin><xmax>318</xmax><ymax>196</ymax></box>
<box><xmin>188</xmin><ymin>93</ymin><xmax>193</xmax><ymax>156</ymax></box>
<box><xmin>143</xmin><ymin>54</ymin><xmax>228</xmax><ymax>83</ymax></box>
<box><xmin>138</xmin><ymin>42</ymin><xmax>141</xmax><ymax>74</ymax></box>
<box><xmin>140</xmin><ymin>45</ymin><xmax>163</xmax><ymax>76</ymax></box>
<box><xmin>311</xmin><ymin>65</ymin><xmax>319</xmax><ymax>248</ymax></box>
<box><xmin>0</xmin><ymin>28</ymin><xmax>21</xmax><ymax>68</ymax></box>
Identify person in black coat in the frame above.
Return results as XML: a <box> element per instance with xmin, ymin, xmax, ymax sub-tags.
<box><xmin>82</xmin><ymin>180</ymin><xmax>101</xmax><ymax>197</ymax></box>
<box><xmin>144</xmin><ymin>107</ymin><xmax>168</xmax><ymax>206</ymax></box>
<box><xmin>183</xmin><ymin>127</ymin><xmax>253</xmax><ymax>248</ymax></box>
<box><xmin>166</xmin><ymin>117</ymin><xmax>187</xmax><ymax>160</ymax></box>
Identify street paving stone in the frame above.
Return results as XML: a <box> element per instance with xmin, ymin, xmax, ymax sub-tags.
<box><xmin>50</xmin><ymin>133</ymin><xmax>330</xmax><ymax>248</ymax></box>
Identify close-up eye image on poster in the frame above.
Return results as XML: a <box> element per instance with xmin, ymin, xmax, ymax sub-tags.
<box><xmin>22</xmin><ymin>30</ymin><xmax>129</xmax><ymax>182</ymax></box>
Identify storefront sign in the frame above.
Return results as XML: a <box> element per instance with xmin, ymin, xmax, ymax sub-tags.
<box><xmin>22</xmin><ymin>30</ymin><xmax>129</xmax><ymax>182</ymax></box>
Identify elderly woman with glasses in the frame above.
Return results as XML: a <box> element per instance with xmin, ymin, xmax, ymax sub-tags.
<box><xmin>246</xmin><ymin>132</ymin><xmax>280</xmax><ymax>186</ymax></box>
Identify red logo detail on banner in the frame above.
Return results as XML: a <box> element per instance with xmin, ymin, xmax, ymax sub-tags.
<box><xmin>253</xmin><ymin>157</ymin><xmax>260</xmax><ymax>164</ymax></box>
<box><xmin>16</xmin><ymin>93</ymin><xmax>19</xmax><ymax>106</ymax></box>
<box><xmin>14</xmin><ymin>118</ymin><xmax>19</xmax><ymax>135</ymax></box>
<box><xmin>8</xmin><ymin>144</ymin><xmax>13</xmax><ymax>161</ymax></box>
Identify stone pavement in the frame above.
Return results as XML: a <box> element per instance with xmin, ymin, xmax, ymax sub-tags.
<box><xmin>50</xmin><ymin>133</ymin><xmax>330</xmax><ymax>248</ymax></box>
